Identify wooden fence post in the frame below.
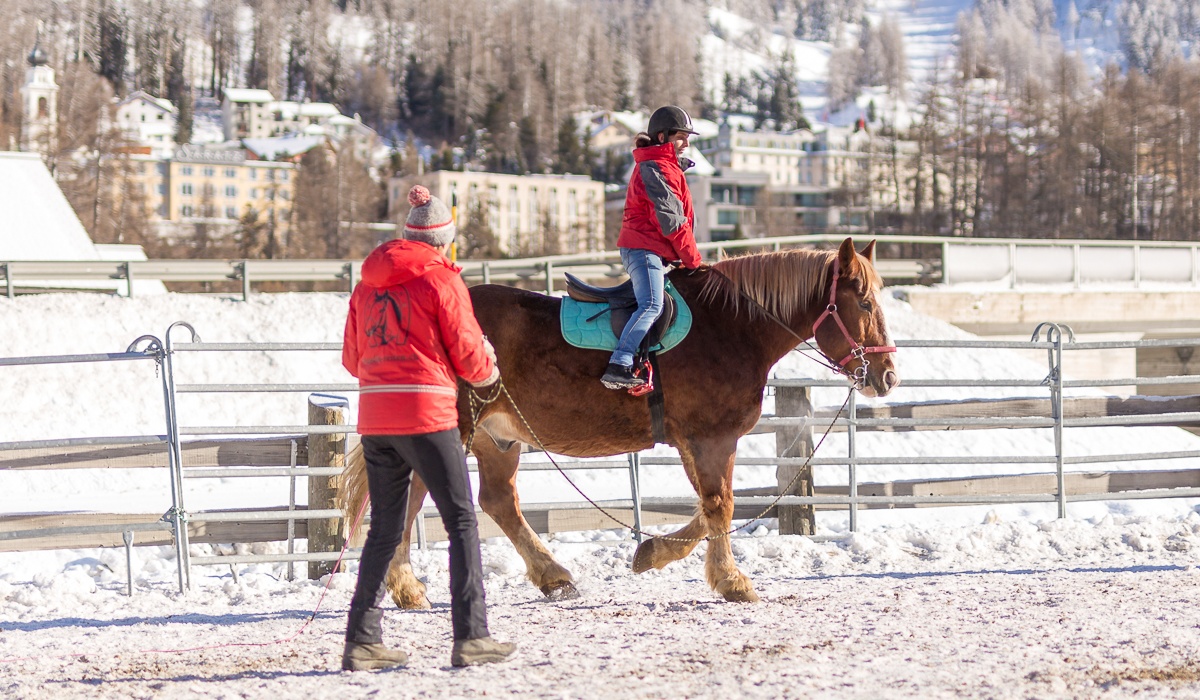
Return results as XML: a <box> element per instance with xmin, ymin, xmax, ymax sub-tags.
<box><xmin>775</xmin><ymin>385</ymin><xmax>815</xmax><ymax>535</ymax></box>
<box><xmin>308</xmin><ymin>394</ymin><xmax>347</xmax><ymax>579</ymax></box>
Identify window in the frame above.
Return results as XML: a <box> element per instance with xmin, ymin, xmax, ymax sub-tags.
<box><xmin>225</xmin><ymin>186</ymin><xmax>237</xmax><ymax>197</ymax></box>
<box><xmin>250</xmin><ymin>188</ymin><xmax>258</xmax><ymax>198</ymax></box>
<box><xmin>157</xmin><ymin>184</ymin><xmax>166</xmax><ymax>195</ymax></box>
<box><xmin>181</xmin><ymin>183</ymin><xmax>193</xmax><ymax>195</ymax></box>
<box><xmin>203</xmin><ymin>167</ymin><xmax>215</xmax><ymax>177</ymax></box>
<box><xmin>181</xmin><ymin>205</ymin><xmax>194</xmax><ymax>217</ymax></box>
<box><xmin>266</xmin><ymin>190</ymin><xmax>275</xmax><ymax>201</ymax></box>
<box><xmin>249</xmin><ymin>170</ymin><xmax>258</xmax><ymax>180</ymax></box>
<box><xmin>280</xmin><ymin>171</ymin><xmax>289</xmax><ymax>182</ymax></box>
<box><xmin>225</xmin><ymin>206</ymin><xmax>237</xmax><ymax>219</ymax></box>
<box><xmin>280</xmin><ymin>190</ymin><xmax>290</xmax><ymax>201</ymax></box>
<box><xmin>157</xmin><ymin>163</ymin><xmax>167</xmax><ymax>175</ymax></box>
<box><xmin>181</xmin><ymin>166</ymin><xmax>193</xmax><ymax>176</ymax></box>
<box><xmin>717</xmin><ymin>210</ymin><xmax>739</xmax><ymax>226</ymax></box>
<box><xmin>224</xmin><ymin>168</ymin><xmax>237</xmax><ymax>178</ymax></box>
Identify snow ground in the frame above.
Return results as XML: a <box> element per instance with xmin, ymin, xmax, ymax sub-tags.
<box><xmin>4</xmin><ymin>288</ymin><xmax>1200</xmax><ymax>697</ymax></box>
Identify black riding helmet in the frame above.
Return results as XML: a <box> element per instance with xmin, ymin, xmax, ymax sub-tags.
<box><xmin>647</xmin><ymin>105</ymin><xmax>698</xmax><ymax>141</ymax></box>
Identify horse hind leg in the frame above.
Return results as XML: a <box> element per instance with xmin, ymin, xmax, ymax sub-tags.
<box><xmin>384</xmin><ymin>475</ymin><xmax>432</xmax><ymax>610</ymax></box>
<box><xmin>473</xmin><ymin>425</ymin><xmax>578</xmax><ymax>600</ymax></box>
<box><xmin>342</xmin><ymin>442</ymin><xmax>432</xmax><ymax>610</ymax></box>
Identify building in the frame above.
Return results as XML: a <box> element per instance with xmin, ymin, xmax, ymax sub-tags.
<box><xmin>0</xmin><ymin>151</ymin><xmax>163</xmax><ymax>294</ymax></box>
<box><xmin>389</xmin><ymin>170</ymin><xmax>607</xmax><ymax>256</ymax></box>
<box><xmin>112</xmin><ymin>144</ymin><xmax>303</xmax><ymax>242</ymax></box>
<box><xmin>162</xmin><ymin>144</ymin><xmax>299</xmax><ymax>236</ymax></box>
<box><xmin>113</xmin><ymin>91</ymin><xmax>178</xmax><ymax>158</ymax></box>
<box><xmin>220</xmin><ymin>88</ymin><xmax>276</xmax><ymax>141</ymax></box>
<box><xmin>690</xmin><ymin>121</ymin><xmax>880</xmax><ymax>239</ymax></box>
<box><xmin>19</xmin><ymin>39</ymin><xmax>58</xmax><ymax>155</ymax></box>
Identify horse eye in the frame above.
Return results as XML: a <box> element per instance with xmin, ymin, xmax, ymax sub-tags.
<box><xmin>859</xmin><ymin>300</ymin><xmax>873</xmax><ymax>311</ymax></box>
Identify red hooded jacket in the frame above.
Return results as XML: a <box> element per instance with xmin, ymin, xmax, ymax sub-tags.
<box><xmin>616</xmin><ymin>142</ymin><xmax>703</xmax><ymax>268</ymax></box>
<box><xmin>343</xmin><ymin>239</ymin><xmax>495</xmax><ymax>435</ymax></box>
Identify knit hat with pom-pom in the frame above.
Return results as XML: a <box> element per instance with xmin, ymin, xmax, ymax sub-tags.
<box><xmin>402</xmin><ymin>185</ymin><xmax>456</xmax><ymax>246</ymax></box>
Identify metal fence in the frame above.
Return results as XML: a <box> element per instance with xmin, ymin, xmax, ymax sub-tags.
<box><xmin>14</xmin><ymin>233</ymin><xmax>1200</xmax><ymax>299</ymax></box>
<box><xmin>6</xmin><ymin>323</ymin><xmax>1200</xmax><ymax>595</ymax></box>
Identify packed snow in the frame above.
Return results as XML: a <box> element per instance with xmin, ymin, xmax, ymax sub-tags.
<box><xmin>3</xmin><ymin>288</ymin><xmax>1200</xmax><ymax>698</ymax></box>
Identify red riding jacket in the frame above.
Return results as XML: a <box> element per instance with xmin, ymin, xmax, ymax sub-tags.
<box><xmin>342</xmin><ymin>239</ymin><xmax>495</xmax><ymax>435</ymax></box>
<box><xmin>616</xmin><ymin>142</ymin><xmax>702</xmax><ymax>269</ymax></box>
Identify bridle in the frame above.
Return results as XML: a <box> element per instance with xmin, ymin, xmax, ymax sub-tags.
<box><xmin>810</xmin><ymin>258</ymin><xmax>898</xmax><ymax>387</ymax></box>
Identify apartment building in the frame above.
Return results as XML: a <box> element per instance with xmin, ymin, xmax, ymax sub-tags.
<box><xmin>114</xmin><ymin>91</ymin><xmax>178</xmax><ymax>159</ymax></box>
<box><xmin>167</xmin><ymin>144</ymin><xmax>297</xmax><ymax>229</ymax></box>
<box><xmin>691</xmin><ymin>121</ymin><xmax>880</xmax><ymax>239</ymax></box>
<box><xmin>388</xmin><ymin>170</ymin><xmax>607</xmax><ymax>255</ymax></box>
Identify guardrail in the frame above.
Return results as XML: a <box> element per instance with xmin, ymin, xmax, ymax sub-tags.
<box><xmin>10</xmin><ymin>233</ymin><xmax>1200</xmax><ymax>300</ymax></box>
<box><xmin>7</xmin><ymin>322</ymin><xmax>1200</xmax><ymax>594</ymax></box>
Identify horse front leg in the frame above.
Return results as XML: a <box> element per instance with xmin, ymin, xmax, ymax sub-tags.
<box><xmin>690</xmin><ymin>439</ymin><xmax>760</xmax><ymax>602</ymax></box>
<box><xmin>384</xmin><ymin>475</ymin><xmax>432</xmax><ymax>609</ymax></box>
<box><xmin>473</xmin><ymin>429</ymin><xmax>578</xmax><ymax>600</ymax></box>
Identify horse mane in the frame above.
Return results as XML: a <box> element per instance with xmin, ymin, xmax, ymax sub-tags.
<box><xmin>696</xmin><ymin>248</ymin><xmax>844</xmax><ymax>322</ymax></box>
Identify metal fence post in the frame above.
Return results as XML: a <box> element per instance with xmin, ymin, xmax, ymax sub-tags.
<box><xmin>1009</xmin><ymin>243</ymin><xmax>1018</xmax><ymax>289</ymax></box>
<box><xmin>156</xmin><ymin>327</ymin><xmax>192</xmax><ymax>593</ymax></box>
<box><xmin>3</xmin><ymin>263</ymin><xmax>12</xmax><ymax>299</ymax></box>
<box><xmin>1051</xmin><ymin>328</ymin><xmax>1066</xmax><ymax>519</ymax></box>
<box><xmin>123</xmin><ymin>530</ymin><xmax>135</xmax><ymax>596</ymax></box>
<box><xmin>627</xmin><ymin>452</ymin><xmax>643</xmax><ymax>543</ymax></box>
<box><xmin>121</xmin><ymin>262</ymin><xmax>134</xmax><ymax>298</ymax></box>
<box><xmin>482</xmin><ymin>261</ymin><xmax>491</xmax><ymax>285</ymax></box>
<box><xmin>234</xmin><ymin>261</ymin><xmax>250</xmax><ymax>301</ymax></box>
<box><xmin>941</xmin><ymin>242</ymin><xmax>950</xmax><ymax>285</ymax></box>
<box><xmin>286</xmin><ymin>438</ymin><xmax>298</xmax><ymax>581</ymax></box>
<box><xmin>415</xmin><ymin>509</ymin><xmax>428</xmax><ymax>549</ymax></box>
<box><xmin>544</xmin><ymin>261</ymin><xmax>554</xmax><ymax>295</ymax></box>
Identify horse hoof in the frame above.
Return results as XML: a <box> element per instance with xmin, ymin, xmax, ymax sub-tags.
<box><xmin>631</xmin><ymin>538</ymin><xmax>661</xmax><ymax>573</ymax></box>
<box><xmin>541</xmin><ymin>581</ymin><xmax>580</xmax><ymax>601</ymax></box>
<box><xmin>718</xmin><ymin>586</ymin><xmax>760</xmax><ymax>603</ymax></box>
<box><xmin>391</xmin><ymin>591</ymin><xmax>432</xmax><ymax>610</ymax></box>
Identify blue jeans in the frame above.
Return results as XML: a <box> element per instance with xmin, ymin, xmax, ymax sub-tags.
<box><xmin>610</xmin><ymin>247</ymin><xmax>666</xmax><ymax>368</ymax></box>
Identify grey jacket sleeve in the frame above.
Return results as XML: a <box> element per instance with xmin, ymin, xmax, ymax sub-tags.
<box><xmin>638</xmin><ymin>161</ymin><xmax>687</xmax><ymax>236</ymax></box>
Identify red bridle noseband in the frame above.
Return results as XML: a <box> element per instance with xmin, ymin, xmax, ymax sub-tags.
<box><xmin>811</xmin><ymin>259</ymin><xmax>897</xmax><ymax>385</ymax></box>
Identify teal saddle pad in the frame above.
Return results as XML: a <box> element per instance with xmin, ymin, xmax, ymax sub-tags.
<box><xmin>559</xmin><ymin>280</ymin><xmax>692</xmax><ymax>353</ymax></box>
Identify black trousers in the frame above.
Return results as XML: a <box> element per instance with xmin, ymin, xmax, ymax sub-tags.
<box><xmin>345</xmin><ymin>429</ymin><xmax>489</xmax><ymax>644</ymax></box>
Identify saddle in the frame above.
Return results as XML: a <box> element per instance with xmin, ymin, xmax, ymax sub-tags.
<box><xmin>564</xmin><ymin>273</ymin><xmax>678</xmax><ymax>350</ymax></box>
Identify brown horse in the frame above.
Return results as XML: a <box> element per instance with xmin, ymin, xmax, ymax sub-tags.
<box><xmin>340</xmin><ymin>237</ymin><xmax>898</xmax><ymax>605</ymax></box>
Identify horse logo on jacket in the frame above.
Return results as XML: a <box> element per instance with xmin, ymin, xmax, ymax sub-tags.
<box><xmin>364</xmin><ymin>288</ymin><xmax>410</xmax><ymax>347</ymax></box>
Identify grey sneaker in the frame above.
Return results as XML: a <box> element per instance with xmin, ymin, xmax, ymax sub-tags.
<box><xmin>342</xmin><ymin>641</ymin><xmax>409</xmax><ymax>671</ymax></box>
<box><xmin>450</xmin><ymin>636</ymin><xmax>517</xmax><ymax>667</ymax></box>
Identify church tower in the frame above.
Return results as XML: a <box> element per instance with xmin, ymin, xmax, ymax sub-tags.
<box><xmin>20</xmin><ymin>30</ymin><xmax>59</xmax><ymax>155</ymax></box>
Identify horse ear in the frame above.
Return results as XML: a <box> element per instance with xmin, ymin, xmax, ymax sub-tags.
<box><xmin>837</xmin><ymin>237</ymin><xmax>859</xmax><ymax>276</ymax></box>
<box><xmin>859</xmin><ymin>240</ymin><xmax>877</xmax><ymax>264</ymax></box>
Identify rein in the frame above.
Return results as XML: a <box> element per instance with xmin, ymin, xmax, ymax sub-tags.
<box><xmin>465</xmin><ymin>379</ymin><xmax>852</xmax><ymax>543</ymax></box>
<box><xmin>704</xmin><ymin>261</ymin><xmax>896</xmax><ymax>389</ymax></box>
<box><xmin>460</xmin><ymin>257</ymin><xmax>893</xmax><ymax>545</ymax></box>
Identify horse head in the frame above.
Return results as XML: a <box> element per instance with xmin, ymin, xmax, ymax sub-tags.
<box><xmin>811</xmin><ymin>238</ymin><xmax>900</xmax><ymax>398</ymax></box>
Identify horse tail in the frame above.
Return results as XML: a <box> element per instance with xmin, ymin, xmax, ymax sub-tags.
<box><xmin>339</xmin><ymin>441</ymin><xmax>370</xmax><ymax>547</ymax></box>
